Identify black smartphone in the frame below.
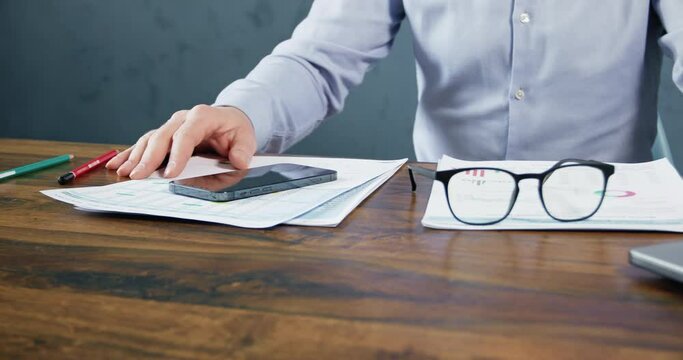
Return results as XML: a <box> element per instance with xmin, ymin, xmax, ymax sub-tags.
<box><xmin>169</xmin><ymin>163</ymin><xmax>337</xmax><ymax>202</ymax></box>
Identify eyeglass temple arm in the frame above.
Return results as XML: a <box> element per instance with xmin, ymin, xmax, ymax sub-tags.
<box><xmin>408</xmin><ymin>165</ymin><xmax>436</xmax><ymax>192</ymax></box>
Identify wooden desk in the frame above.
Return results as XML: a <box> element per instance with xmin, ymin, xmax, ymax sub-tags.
<box><xmin>1</xmin><ymin>139</ymin><xmax>682</xmax><ymax>359</ymax></box>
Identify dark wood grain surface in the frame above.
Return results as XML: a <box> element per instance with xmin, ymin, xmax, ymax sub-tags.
<box><xmin>1</xmin><ymin>139</ymin><xmax>682</xmax><ymax>359</ymax></box>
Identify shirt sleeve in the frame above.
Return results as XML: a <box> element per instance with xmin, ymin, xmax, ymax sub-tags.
<box><xmin>213</xmin><ymin>0</ymin><xmax>406</xmax><ymax>153</ymax></box>
<box><xmin>654</xmin><ymin>0</ymin><xmax>683</xmax><ymax>93</ymax></box>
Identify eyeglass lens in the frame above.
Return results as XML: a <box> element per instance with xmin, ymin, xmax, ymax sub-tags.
<box><xmin>446</xmin><ymin>166</ymin><xmax>606</xmax><ymax>224</ymax></box>
<box><xmin>541</xmin><ymin>165</ymin><xmax>605</xmax><ymax>221</ymax></box>
<box><xmin>446</xmin><ymin>170</ymin><xmax>516</xmax><ymax>224</ymax></box>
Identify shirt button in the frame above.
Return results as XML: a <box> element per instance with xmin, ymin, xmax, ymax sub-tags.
<box><xmin>520</xmin><ymin>13</ymin><xmax>531</xmax><ymax>24</ymax></box>
<box><xmin>514</xmin><ymin>89</ymin><xmax>526</xmax><ymax>101</ymax></box>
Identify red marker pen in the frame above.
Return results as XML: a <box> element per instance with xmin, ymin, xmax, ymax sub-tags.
<box><xmin>58</xmin><ymin>150</ymin><xmax>119</xmax><ymax>185</ymax></box>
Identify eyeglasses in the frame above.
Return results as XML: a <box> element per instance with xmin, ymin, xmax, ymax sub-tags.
<box><xmin>409</xmin><ymin>159</ymin><xmax>615</xmax><ymax>225</ymax></box>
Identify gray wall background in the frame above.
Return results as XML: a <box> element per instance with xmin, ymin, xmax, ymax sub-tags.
<box><xmin>1</xmin><ymin>0</ymin><xmax>682</xmax><ymax>170</ymax></box>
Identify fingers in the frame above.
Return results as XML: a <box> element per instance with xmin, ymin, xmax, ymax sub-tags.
<box><xmin>164</xmin><ymin>106</ymin><xmax>216</xmax><ymax>178</ymax></box>
<box><xmin>106</xmin><ymin>146</ymin><xmax>133</xmax><ymax>170</ymax></box>
<box><xmin>116</xmin><ymin>131</ymin><xmax>154</xmax><ymax>177</ymax></box>
<box><xmin>129</xmin><ymin>111</ymin><xmax>187</xmax><ymax>179</ymax></box>
<box><xmin>227</xmin><ymin>125</ymin><xmax>256</xmax><ymax>170</ymax></box>
<box><xmin>112</xmin><ymin>105</ymin><xmax>258</xmax><ymax>180</ymax></box>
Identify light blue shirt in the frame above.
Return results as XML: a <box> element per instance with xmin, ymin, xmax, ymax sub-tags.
<box><xmin>215</xmin><ymin>0</ymin><xmax>683</xmax><ymax>162</ymax></box>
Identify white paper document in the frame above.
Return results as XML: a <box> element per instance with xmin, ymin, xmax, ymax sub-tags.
<box><xmin>422</xmin><ymin>156</ymin><xmax>683</xmax><ymax>232</ymax></box>
<box><xmin>42</xmin><ymin>155</ymin><xmax>406</xmax><ymax>229</ymax></box>
<box><xmin>288</xmin><ymin>168</ymin><xmax>398</xmax><ymax>227</ymax></box>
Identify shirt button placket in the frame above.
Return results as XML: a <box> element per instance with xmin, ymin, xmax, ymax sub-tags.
<box><xmin>507</xmin><ymin>1</ymin><xmax>533</xmax><ymax>159</ymax></box>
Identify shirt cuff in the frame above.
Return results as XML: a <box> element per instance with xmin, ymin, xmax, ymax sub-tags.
<box><xmin>213</xmin><ymin>79</ymin><xmax>274</xmax><ymax>151</ymax></box>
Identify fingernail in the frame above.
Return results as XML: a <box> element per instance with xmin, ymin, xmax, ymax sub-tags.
<box><xmin>120</xmin><ymin>160</ymin><xmax>133</xmax><ymax>170</ymax></box>
<box><xmin>164</xmin><ymin>161</ymin><xmax>177</xmax><ymax>177</ymax></box>
<box><xmin>130</xmin><ymin>163</ymin><xmax>146</xmax><ymax>178</ymax></box>
<box><xmin>117</xmin><ymin>161</ymin><xmax>132</xmax><ymax>176</ymax></box>
<box><xmin>106</xmin><ymin>158</ymin><xmax>118</xmax><ymax>169</ymax></box>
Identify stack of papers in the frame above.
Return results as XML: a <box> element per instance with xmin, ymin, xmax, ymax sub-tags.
<box><xmin>42</xmin><ymin>155</ymin><xmax>406</xmax><ymax>228</ymax></box>
<box><xmin>423</xmin><ymin>155</ymin><xmax>683</xmax><ymax>232</ymax></box>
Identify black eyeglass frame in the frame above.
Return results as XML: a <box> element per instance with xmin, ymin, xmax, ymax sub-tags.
<box><xmin>409</xmin><ymin>159</ymin><xmax>615</xmax><ymax>225</ymax></box>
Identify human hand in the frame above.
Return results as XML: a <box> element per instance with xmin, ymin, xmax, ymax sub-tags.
<box><xmin>106</xmin><ymin>105</ymin><xmax>256</xmax><ymax>179</ymax></box>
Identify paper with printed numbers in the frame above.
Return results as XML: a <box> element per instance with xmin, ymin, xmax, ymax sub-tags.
<box><xmin>42</xmin><ymin>155</ymin><xmax>406</xmax><ymax>229</ymax></box>
<box><xmin>422</xmin><ymin>156</ymin><xmax>683</xmax><ymax>232</ymax></box>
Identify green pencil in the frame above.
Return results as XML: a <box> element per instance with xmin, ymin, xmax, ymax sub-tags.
<box><xmin>0</xmin><ymin>154</ymin><xmax>74</xmax><ymax>181</ymax></box>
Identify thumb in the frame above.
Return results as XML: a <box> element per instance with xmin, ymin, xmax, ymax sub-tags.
<box><xmin>228</xmin><ymin>134</ymin><xmax>256</xmax><ymax>170</ymax></box>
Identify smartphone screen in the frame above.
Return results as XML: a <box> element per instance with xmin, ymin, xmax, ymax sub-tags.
<box><xmin>169</xmin><ymin>163</ymin><xmax>337</xmax><ymax>201</ymax></box>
